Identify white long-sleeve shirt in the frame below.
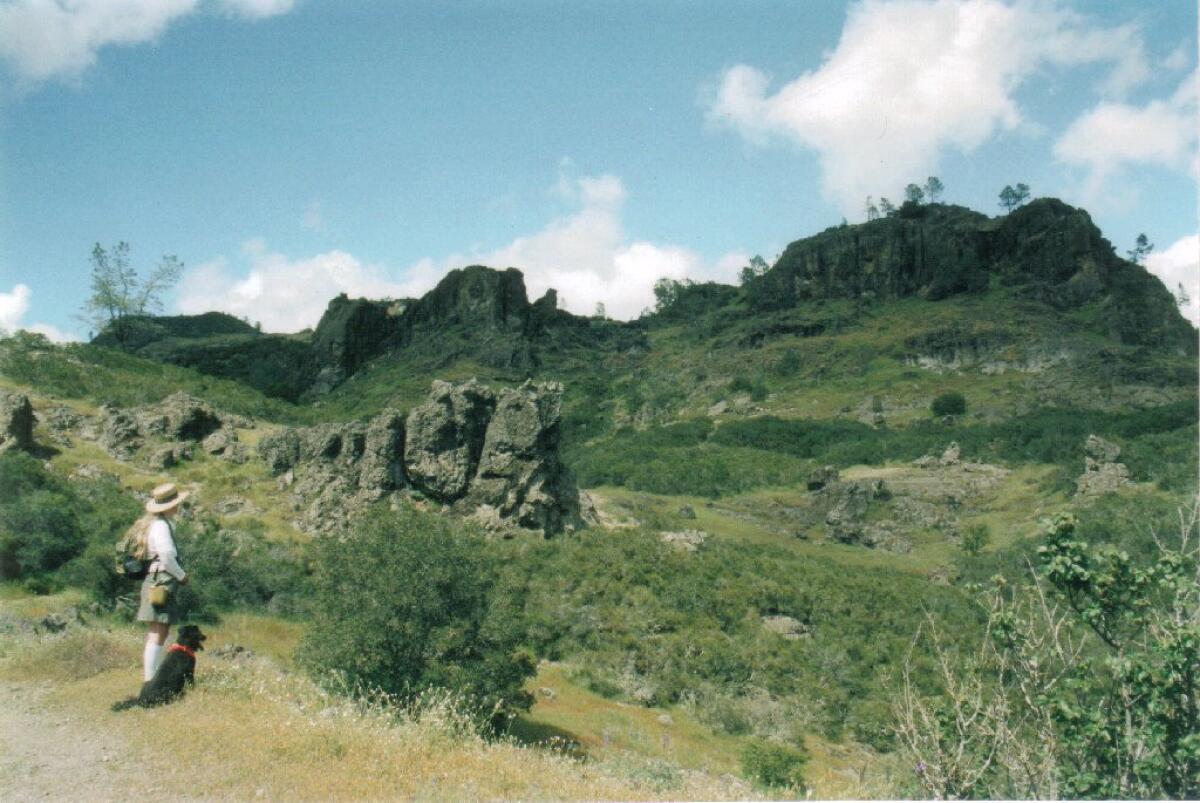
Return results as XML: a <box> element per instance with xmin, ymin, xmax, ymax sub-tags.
<box><xmin>147</xmin><ymin>518</ymin><xmax>186</xmax><ymax>581</ymax></box>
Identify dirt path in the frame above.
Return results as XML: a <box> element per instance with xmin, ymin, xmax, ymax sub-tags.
<box><xmin>0</xmin><ymin>681</ymin><xmax>156</xmax><ymax>801</ymax></box>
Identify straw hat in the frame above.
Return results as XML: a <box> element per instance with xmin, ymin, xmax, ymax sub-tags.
<box><xmin>146</xmin><ymin>482</ymin><xmax>189</xmax><ymax>514</ymax></box>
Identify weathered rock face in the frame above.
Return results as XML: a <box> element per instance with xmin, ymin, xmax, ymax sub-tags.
<box><xmin>0</xmin><ymin>391</ymin><xmax>34</xmax><ymax>452</ymax></box>
<box><xmin>101</xmin><ymin>406</ymin><xmax>142</xmax><ymax>460</ymax></box>
<box><xmin>1076</xmin><ymin>434</ymin><xmax>1132</xmax><ymax>497</ymax></box>
<box><xmin>257</xmin><ymin>380</ymin><xmax>581</xmax><ymax>536</ymax></box>
<box><xmin>763</xmin><ymin>199</ymin><xmax>1195</xmax><ymax>352</ymax></box>
<box><xmin>98</xmin><ymin>393</ymin><xmax>244</xmax><ymax>465</ymax></box>
<box><xmin>310</xmin><ymin>295</ymin><xmax>402</xmax><ymax>395</ymax></box>
<box><xmin>469</xmin><ymin>381</ymin><xmax>580</xmax><ymax>533</ymax></box>
<box><xmin>806</xmin><ymin>465</ymin><xmax>840</xmax><ymax>491</ymax></box>
<box><xmin>404</xmin><ymin>380</ymin><xmax>497</xmax><ymax>500</ymax></box>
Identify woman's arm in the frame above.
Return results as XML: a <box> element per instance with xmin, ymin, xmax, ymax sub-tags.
<box><xmin>149</xmin><ymin>519</ymin><xmax>187</xmax><ymax>582</ymax></box>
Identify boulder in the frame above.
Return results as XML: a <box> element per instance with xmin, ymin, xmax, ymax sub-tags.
<box><xmin>660</xmin><ymin>529</ymin><xmax>707</xmax><ymax>552</ymax></box>
<box><xmin>152</xmin><ymin>392</ymin><xmax>223</xmax><ymax>441</ymax></box>
<box><xmin>807</xmin><ymin>465</ymin><xmax>840</xmax><ymax>491</ymax></box>
<box><xmin>147</xmin><ymin>442</ymin><xmax>191</xmax><ymax>469</ymax></box>
<box><xmin>761</xmin><ymin>615</ymin><xmax>810</xmax><ymax>640</ymax></box>
<box><xmin>1075</xmin><ymin>434</ymin><xmax>1132</xmax><ymax>497</ymax></box>
<box><xmin>358</xmin><ymin>410</ymin><xmax>406</xmax><ymax>496</ymax></box>
<box><xmin>101</xmin><ymin>406</ymin><xmax>141</xmax><ymax>459</ymax></box>
<box><xmin>258</xmin><ymin>429</ymin><xmax>301</xmax><ymax>474</ymax></box>
<box><xmin>201</xmin><ymin>426</ymin><xmax>237</xmax><ymax>456</ymax></box>
<box><xmin>1084</xmin><ymin>434</ymin><xmax>1121</xmax><ymax>463</ymax></box>
<box><xmin>0</xmin><ymin>391</ymin><xmax>34</xmax><ymax>452</ymax></box>
<box><xmin>404</xmin><ymin>379</ymin><xmax>496</xmax><ymax>500</ymax></box>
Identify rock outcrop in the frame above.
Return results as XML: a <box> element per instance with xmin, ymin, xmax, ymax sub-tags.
<box><xmin>405</xmin><ymin>380</ymin><xmax>496</xmax><ymax>500</ymax></box>
<box><xmin>257</xmin><ymin>379</ymin><xmax>582</xmax><ymax>536</ymax></box>
<box><xmin>1076</xmin><ymin>434</ymin><xmax>1133</xmax><ymax>497</ymax></box>
<box><xmin>0</xmin><ymin>391</ymin><xmax>34</xmax><ymax>452</ymax></box>
<box><xmin>99</xmin><ymin>392</ymin><xmax>245</xmax><ymax>465</ymax></box>
<box><xmin>762</xmin><ymin>199</ymin><xmax>1195</xmax><ymax>352</ymax></box>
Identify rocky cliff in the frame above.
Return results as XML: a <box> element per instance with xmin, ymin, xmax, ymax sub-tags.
<box><xmin>258</xmin><ymin>379</ymin><xmax>583</xmax><ymax>536</ymax></box>
<box><xmin>762</xmin><ymin>199</ymin><xmax>1194</xmax><ymax>352</ymax></box>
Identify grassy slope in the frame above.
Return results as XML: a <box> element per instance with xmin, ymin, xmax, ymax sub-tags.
<box><xmin>1</xmin><ymin>282</ymin><xmax>1194</xmax><ymax>798</ymax></box>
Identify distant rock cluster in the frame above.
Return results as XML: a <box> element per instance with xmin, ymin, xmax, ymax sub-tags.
<box><xmin>97</xmin><ymin>391</ymin><xmax>249</xmax><ymax>468</ymax></box>
<box><xmin>258</xmin><ymin>379</ymin><xmax>583</xmax><ymax>536</ymax></box>
<box><xmin>1075</xmin><ymin>435</ymin><xmax>1132</xmax><ymax>497</ymax></box>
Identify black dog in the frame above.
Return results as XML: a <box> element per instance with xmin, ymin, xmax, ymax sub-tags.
<box><xmin>112</xmin><ymin>625</ymin><xmax>207</xmax><ymax>711</ymax></box>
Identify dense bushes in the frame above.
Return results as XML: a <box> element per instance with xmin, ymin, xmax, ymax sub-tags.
<box><xmin>298</xmin><ymin>507</ymin><xmax>535</xmax><ymax>730</ymax></box>
<box><xmin>167</xmin><ymin>518</ymin><xmax>312</xmax><ymax>622</ymax></box>
<box><xmin>492</xmin><ymin>527</ymin><xmax>981</xmax><ymax>745</ymax></box>
<box><xmin>0</xmin><ymin>452</ymin><xmax>136</xmax><ymax>588</ymax></box>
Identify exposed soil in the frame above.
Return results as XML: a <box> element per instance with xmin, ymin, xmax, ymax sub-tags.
<box><xmin>0</xmin><ymin>681</ymin><xmax>159</xmax><ymax>801</ymax></box>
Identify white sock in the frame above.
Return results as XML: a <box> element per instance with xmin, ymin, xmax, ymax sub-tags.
<box><xmin>143</xmin><ymin>642</ymin><xmax>161</xmax><ymax>681</ymax></box>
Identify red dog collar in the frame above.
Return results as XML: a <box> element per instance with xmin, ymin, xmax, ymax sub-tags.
<box><xmin>168</xmin><ymin>643</ymin><xmax>195</xmax><ymax>659</ymax></box>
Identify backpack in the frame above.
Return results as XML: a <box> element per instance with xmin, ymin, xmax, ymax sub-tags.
<box><xmin>115</xmin><ymin>519</ymin><xmax>152</xmax><ymax>580</ymax></box>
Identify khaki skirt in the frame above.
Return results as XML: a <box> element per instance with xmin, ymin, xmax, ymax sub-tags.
<box><xmin>136</xmin><ymin>572</ymin><xmax>180</xmax><ymax>624</ymax></box>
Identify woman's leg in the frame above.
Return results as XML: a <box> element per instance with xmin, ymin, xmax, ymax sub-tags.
<box><xmin>143</xmin><ymin>623</ymin><xmax>170</xmax><ymax>680</ymax></box>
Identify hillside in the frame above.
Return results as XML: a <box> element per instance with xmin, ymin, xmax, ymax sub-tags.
<box><xmin>1</xmin><ymin>195</ymin><xmax>1196</xmax><ymax>798</ymax></box>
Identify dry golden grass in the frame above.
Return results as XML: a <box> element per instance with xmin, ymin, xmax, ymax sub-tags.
<box><xmin>2</xmin><ymin>622</ymin><xmax>762</xmax><ymax>801</ymax></box>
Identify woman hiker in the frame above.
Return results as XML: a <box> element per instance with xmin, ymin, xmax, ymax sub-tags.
<box><xmin>134</xmin><ymin>482</ymin><xmax>191</xmax><ymax>682</ymax></box>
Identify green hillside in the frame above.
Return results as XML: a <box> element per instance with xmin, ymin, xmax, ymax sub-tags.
<box><xmin>2</xmin><ymin>195</ymin><xmax>1196</xmax><ymax>797</ymax></box>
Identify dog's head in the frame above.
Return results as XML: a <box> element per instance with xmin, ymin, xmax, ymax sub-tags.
<box><xmin>177</xmin><ymin>624</ymin><xmax>207</xmax><ymax>651</ymax></box>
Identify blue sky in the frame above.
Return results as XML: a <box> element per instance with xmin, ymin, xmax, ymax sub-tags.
<box><xmin>0</xmin><ymin>0</ymin><xmax>1196</xmax><ymax>337</ymax></box>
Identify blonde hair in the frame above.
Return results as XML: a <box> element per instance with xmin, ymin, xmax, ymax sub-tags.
<box><xmin>122</xmin><ymin>514</ymin><xmax>155</xmax><ymax>560</ymax></box>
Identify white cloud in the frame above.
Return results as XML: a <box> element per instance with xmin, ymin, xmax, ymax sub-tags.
<box><xmin>406</xmin><ymin>172</ymin><xmax>744</xmax><ymax>320</ymax></box>
<box><xmin>0</xmin><ymin>283</ymin><xmax>79</xmax><ymax>341</ymax></box>
<box><xmin>0</xmin><ymin>0</ymin><xmax>295</xmax><ymax>85</ymax></box>
<box><xmin>0</xmin><ymin>0</ymin><xmax>199</xmax><ymax>83</ymax></box>
<box><xmin>1054</xmin><ymin>71</ymin><xmax>1198</xmax><ymax>200</ymax></box>
<box><xmin>175</xmin><ymin>241</ymin><xmax>407</xmax><ymax>332</ymax></box>
<box><xmin>179</xmin><ymin>172</ymin><xmax>748</xmax><ymax>328</ymax></box>
<box><xmin>706</xmin><ymin>0</ymin><xmax>1153</xmax><ymax>214</ymax></box>
<box><xmin>1144</xmin><ymin>234</ymin><xmax>1200</xmax><ymax>326</ymax></box>
<box><xmin>216</xmin><ymin>0</ymin><xmax>293</xmax><ymax>19</ymax></box>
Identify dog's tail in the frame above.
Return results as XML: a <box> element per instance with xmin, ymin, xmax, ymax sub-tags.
<box><xmin>111</xmin><ymin>696</ymin><xmax>139</xmax><ymax>712</ymax></box>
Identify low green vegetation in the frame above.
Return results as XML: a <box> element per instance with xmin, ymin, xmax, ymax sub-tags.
<box><xmin>741</xmin><ymin>738</ymin><xmax>809</xmax><ymax>793</ymax></box>
<box><xmin>571</xmin><ymin>400</ymin><xmax>1197</xmax><ymax>498</ymax></box>
<box><xmin>298</xmin><ymin>507</ymin><xmax>536</xmax><ymax>731</ymax></box>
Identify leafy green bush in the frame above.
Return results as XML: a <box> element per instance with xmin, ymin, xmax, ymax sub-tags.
<box><xmin>740</xmin><ymin>738</ymin><xmax>808</xmax><ymax>791</ymax></box>
<box><xmin>930</xmin><ymin>391</ymin><xmax>967</xmax><ymax>417</ymax></box>
<box><xmin>729</xmin><ymin>375</ymin><xmax>754</xmax><ymax>394</ymax></box>
<box><xmin>0</xmin><ymin>452</ymin><xmax>84</xmax><ymax>580</ymax></box>
<box><xmin>298</xmin><ymin>506</ymin><xmax>534</xmax><ymax>731</ymax></box>
<box><xmin>167</xmin><ymin>518</ymin><xmax>312</xmax><ymax>622</ymax></box>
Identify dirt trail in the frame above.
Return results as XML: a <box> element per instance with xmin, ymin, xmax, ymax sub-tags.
<box><xmin>0</xmin><ymin>681</ymin><xmax>157</xmax><ymax>801</ymax></box>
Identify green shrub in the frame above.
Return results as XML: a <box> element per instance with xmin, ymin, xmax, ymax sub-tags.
<box><xmin>931</xmin><ymin>391</ymin><xmax>967</xmax><ymax>417</ymax></box>
<box><xmin>0</xmin><ymin>452</ymin><xmax>84</xmax><ymax>580</ymax></box>
<box><xmin>152</xmin><ymin>517</ymin><xmax>311</xmax><ymax>622</ymax></box>
<box><xmin>729</xmin><ymin>375</ymin><xmax>754</xmax><ymax>394</ymax></box>
<box><xmin>961</xmin><ymin>523</ymin><xmax>991</xmax><ymax>557</ymax></box>
<box><xmin>298</xmin><ymin>506</ymin><xmax>534</xmax><ymax>731</ymax></box>
<box><xmin>749</xmin><ymin>376</ymin><xmax>769</xmax><ymax>402</ymax></box>
<box><xmin>740</xmin><ymin>738</ymin><xmax>808</xmax><ymax>791</ymax></box>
